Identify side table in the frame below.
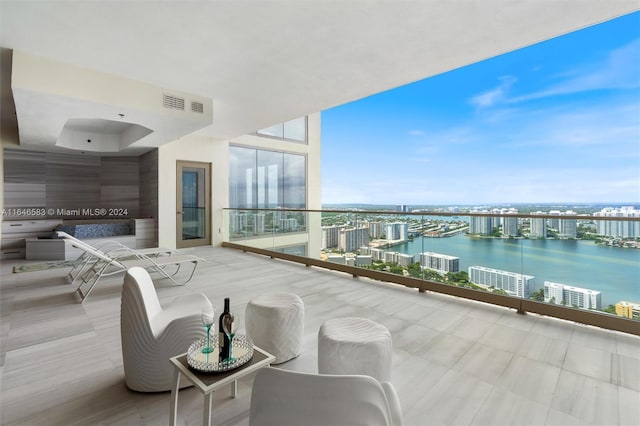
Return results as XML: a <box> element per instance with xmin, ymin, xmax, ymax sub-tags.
<box><xmin>169</xmin><ymin>346</ymin><xmax>275</xmax><ymax>426</ymax></box>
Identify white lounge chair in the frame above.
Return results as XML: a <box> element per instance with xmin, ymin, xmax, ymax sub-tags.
<box><xmin>56</xmin><ymin>231</ymin><xmax>204</xmax><ymax>303</ymax></box>
<box><xmin>249</xmin><ymin>368</ymin><xmax>403</xmax><ymax>426</ymax></box>
<box><xmin>57</xmin><ymin>231</ymin><xmax>176</xmax><ymax>283</ymax></box>
<box><xmin>121</xmin><ymin>267</ymin><xmax>209</xmax><ymax>392</ymax></box>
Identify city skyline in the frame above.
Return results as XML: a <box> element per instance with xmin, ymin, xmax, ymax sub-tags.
<box><xmin>321</xmin><ymin>12</ymin><xmax>639</xmax><ymax>205</ymax></box>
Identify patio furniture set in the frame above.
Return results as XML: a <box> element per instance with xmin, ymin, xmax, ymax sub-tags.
<box><xmin>32</xmin><ymin>236</ymin><xmax>403</xmax><ymax>425</ymax></box>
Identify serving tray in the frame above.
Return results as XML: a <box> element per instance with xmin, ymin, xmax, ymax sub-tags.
<box><xmin>186</xmin><ymin>334</ymin><xmax>254</xmax><ymax>373</ymax></box>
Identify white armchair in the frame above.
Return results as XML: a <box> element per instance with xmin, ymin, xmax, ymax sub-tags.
<box><xmin>120</xmin><ymin>266</ymin><xmax>209</xmax><ymax>392</ymax></box>
<box><xmin>249</xmin><ymin>368</ymin><xmax>403</xmax><ymax>426</ymax></box>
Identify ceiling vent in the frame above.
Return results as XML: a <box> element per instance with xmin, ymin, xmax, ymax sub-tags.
<box><xmin>163</xmin><ymin>94</ymin><xmax>185</xmax><ymax>110</ymax></box>
<box><xmin>191</xmin><ymin>101</ymin><xmax>204</xmax><ymax>114</ymax></box>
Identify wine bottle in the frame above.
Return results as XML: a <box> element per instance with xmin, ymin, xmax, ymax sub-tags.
<box><xmin>218</xmin><ymin>297</ymin><xmax>231</xmax><ymax>362</ymax></box>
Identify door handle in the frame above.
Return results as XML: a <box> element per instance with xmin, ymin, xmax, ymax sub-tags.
<box><xmin>177</xmin><ymin>211</ymin><xmax>183</xmax><ymax>214</ymax></box>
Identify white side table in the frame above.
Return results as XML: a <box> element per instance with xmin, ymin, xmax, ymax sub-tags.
<box><xmin>169</xmin><ymin>346</ymin><xmax>275</xmax><ymax>426</ymax></box>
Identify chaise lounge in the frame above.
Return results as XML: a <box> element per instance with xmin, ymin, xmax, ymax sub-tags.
<box><xmin>57</xmin><ymin>231</ymin><xmax>205</xmax><ymax>302</ymax></box>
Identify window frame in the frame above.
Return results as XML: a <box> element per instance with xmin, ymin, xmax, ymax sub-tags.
<box><xmin>256</xmin><ymin>116</ymin><xmax>308</xmax><ymax>144</ymax></box>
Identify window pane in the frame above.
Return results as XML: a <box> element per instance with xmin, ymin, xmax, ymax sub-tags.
<box><xmin>182</xmin><ymin>167</ymin><xmax>206</xmax><ymax>240</ymax></box>
<box><xmin>230</xmin><ymin>147</ymin><xmax>307</xmax><ymax>210</ymax></box>
<box><xmin>257</xmin><ymin>123</ymin><xmax>284</xmax><ymax>138</ymax></box>
<box><xmin>257</xmin><ymin>150</ymin><xmax>283</xmax><ymax>208</ymax></box>
<box><xmin>283</xmin><ymin>153</ymin><xmax>306</xmax><ymax>208</ymax></box>
<box><xmin>283</xmin><ymin>117</ymin><xmax>306</xmax><ymax>142</ymax></box>
<box><xmin>229</xmin><ymin>146</ymin><xmax>256</xmax><ymax>208</ymax></box>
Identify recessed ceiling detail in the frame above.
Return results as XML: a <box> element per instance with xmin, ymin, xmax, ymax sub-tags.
<box><xmin>57</xmin><ymin>118</ymin><xmax>153</xmax><ymax>152</ymax></box>
<box><xmin>9</xmin><ymin>51</ymin><xmax>213</xmax><ymax>155</ymax></box>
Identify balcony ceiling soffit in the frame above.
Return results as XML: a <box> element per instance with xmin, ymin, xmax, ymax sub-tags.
<box><xmin>1</xmin><ymin>1</ymin><xmax>638</xmax><ymax>154</ymax></box>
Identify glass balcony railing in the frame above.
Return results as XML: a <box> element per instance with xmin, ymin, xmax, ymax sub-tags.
<box><xmin>224</xmin><ymin>208</ymin><xmax>310</xmax><ymax>255</ymax></box>
<box><xmin>222</xmin><ymin>207</ymin><xmax>640</xmax><ymax>335</ymax></box>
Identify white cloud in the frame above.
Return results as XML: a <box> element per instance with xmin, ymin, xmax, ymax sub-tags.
<box><xmin>510</xmin><ymin>38</ymin><xmax>640</xmax><ymax>103</ymax></box>
<box><xmin>469</xmin><ymin>75</ymin><xmax>517</xmax><ymax>108</ymax></box>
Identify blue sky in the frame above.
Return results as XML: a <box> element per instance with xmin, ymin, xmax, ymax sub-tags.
<box><xmin>321</xmin><ymin>12</ymin><xmax>640</xmax><ymax>206</ymax></box>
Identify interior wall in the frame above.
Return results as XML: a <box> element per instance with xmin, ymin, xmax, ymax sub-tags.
<box><xmin>3</xmin><ymin>149</ymin><xmax>47</xmax><ymax>213</ymax></box>
<box><xmin>2</xmin><ymin>148</ymin><xmax>155</xmax><ymax>221</ymax></box>
<box><xmin>0</xmin><ymin>147</ymin><xmax>3</xmax><ymax>242</ymax></box>
<box><xmin>100</xmin><ymin>156</ymin><xmax>140</xmax><ymax>218</ymax></box>
<box><xmin>139</xmin><ymin>149</ymin><xmax>158</xmax><ymax>218</ymax></box>
<box><xmin>0</xmin><ymin>48</ymin><xmax>20</xmax><ymax>241</ymax></box>
<box><xmin>157</xmin><ymin>134</ymin><xmax>224</xmax><ymax>249</ymax></box>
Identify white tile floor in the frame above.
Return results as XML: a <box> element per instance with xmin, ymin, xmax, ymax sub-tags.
<box><xmin>1</xmin><ymin>245</ymin><xmax>638</xmax><ymax>425</ymax></box>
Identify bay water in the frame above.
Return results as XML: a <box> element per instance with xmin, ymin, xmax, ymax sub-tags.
<box><xmin>391</xmin><ymin>234</ymin><xmax>639</xmax><ymax>306</ymax></box>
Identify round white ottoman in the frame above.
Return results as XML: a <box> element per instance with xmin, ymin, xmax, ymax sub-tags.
<box><xmin>245</xmin><ymin>293</ymin><xmax>305</xmax><ymax>364</ymax></box>
<box><xmin>318</xmin><ymin>317</ymin><xmax>392</xmax><ymax>382</ymax></box>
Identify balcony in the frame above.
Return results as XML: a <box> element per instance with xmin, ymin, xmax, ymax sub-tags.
<box><xmin>1</xmin><ymin>242</ymin><xmax>638</xmax><ymax>425</ymax></box>
<box><xmin>225</xmin><ymin>208</ymin><xmax>640</xmax><ymax>334</ymax></box>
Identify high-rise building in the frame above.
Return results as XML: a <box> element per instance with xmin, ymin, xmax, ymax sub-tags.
<box><xmin>321</xmin><ymin>225</ymin><xmax>341</xmax><ymax>249</ymax></box>
<box><xmin>530</xmin><ymin>213</ymin><xmax>547</xmax><ymax>238</ymax></box>
<box><xmin>358</xmin><ymin>246</ymin><xmax>371</xmax><ymax>255</ymax></box>
<box><xmin>279</xmin><ymin>217</ymin><xmax>299</xmax><ymax>231</ymax></box>
<box><xmin>468</xmin><ymin>266</ymin><xmax>533</xmax><ymax>298</ymax></box>
<box><xmin>421</xmin><ymin>252</ymin><xmax>459</xmax><ymax>273</ymax></box>
<box><xmin>502</xmin><ymin>216</ymin><xmax>519</xmax><ymax>237</ymax></box>
<box><xmin>368</xmin><ymin>221</ymin><xmax>385</xmax><ymax>238</ymax></box>
<box><xmin>594</xmin><ymin>207</ymin><xmax>640</xmax><ymax>238</ymax></box>
<box><xmin>396</xmin><ymin>253</ymin><xmax>415</xmax><ymax>267</ymax></box>
<box><xmin>384</xmin><ymin>251</ymin><xmax>398</xmax><ymax>263</ymax></box>
<box><xmin>469</xmin><ymin>212</ymin><xmax>493</xmax><ymax>235</ymax></box>
<box><xmin>370</xmin><ymin>248</ymin><xmax>384</xmax><ymax>261</ymax></box>
<box><xmin>230</xmin><ymin>212</ymin><xmax>248</xmax><ymax>234</ymax></box>
<box><xmin>370</xmin><ymin>248</ymin><xmax>385</xmax><ymax>261</ymax></box>
<box><xmin>386</xmin><ymin>222</ymin><xmax>409</xmax><ymax>242</ymax></box>
<box><xmin>558</xmin><ymin>217</ymin><xmax>577</xmax><ymax>238</ymax></box>
<box><xmin>544</xmin><ymin>281</ymin><xmax>602</xmax><ymax>310</ymax></box>
<box><xmin>254</xmin><ymin>213</ymin><xmax>265</xmax><ymax>234</ymax></box>
<box><xmin>338</xmin><ymin>227</ymin><xmax>370</xmax><ymax>253</ymax></box>
<box><xmin>615</xmin><ymin>301</ymin><xmax>640</xmax><ymax>319</ymax></box>
<box><xmin>355</xmin><ymin>255</ymin><xmax>372</xmax><ymax>267</ymax></box>
<box><xmin>548</xmin><ymin>210</ymin><xmax>562</xmax><ymax>229</ymax></box>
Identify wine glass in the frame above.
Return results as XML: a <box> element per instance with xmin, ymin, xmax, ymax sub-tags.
<box><xmin>201</xmin><ymin>301</ymin><xmax>215</xmax><ymax>354</ymax></box>
<box><xmin>222</xmin><ymin>312</ymin><xmax>240</xmax><ymax>362</ymax></box>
